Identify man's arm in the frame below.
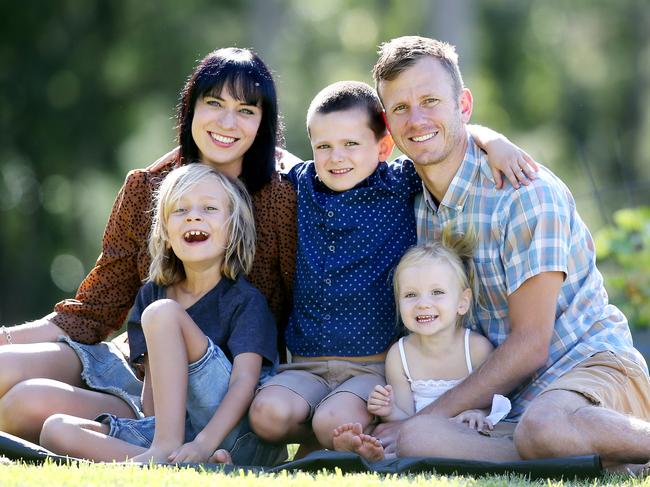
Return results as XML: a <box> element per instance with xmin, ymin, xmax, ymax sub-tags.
<box><xmin>417</xmin><ymin>270</ymin><xmax>564</xmax><ymax>418</ymax></box>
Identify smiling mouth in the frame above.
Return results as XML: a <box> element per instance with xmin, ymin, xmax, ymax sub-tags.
<box><xmin>329</xmin><ymin>168</ymin><xmax>352</xmax><ymax>175</ymax></box>
<box><xmin>183</xmin><ymin>230</ymin><xmax>209</xmax><ymax>242</ymax></box>
<box><xmin>416</xmin><ymin>314</ymin><xmax>438</xmax><ymax>323</ymax></box>
<box><xmin>410</xmin><ymin>131</ymin><xmax>438</xmax><ymax>143</ymax></box>
<box><xmin>209</xmin><ymin>132</ymin><xmax>238</xmax><ymax>145</ymax></box>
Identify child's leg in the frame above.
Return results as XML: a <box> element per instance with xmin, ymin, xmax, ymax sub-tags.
<box><xmin>40</xmin><ymin>414</ymin><xmax>145</xmax><ymax>461</ymax></box>
<box><xmin>249</xmin><ymin>385</ymin><xmax>314</xmax><ymax>443</ymax></box>
<box><xmin>249</xmin><ymin>365</ymin><xmax>331</xmax><ymax>445</ymax></box>
<box><xmin>312</xmin><ymin>391</ymin><xmax>374</xmax><ymax>450</ymax></box>
<box><xmin>0</xmin><ymin>342</ymin><xmax>84</xmax><ymax>398</ymax></box>
<box><xmin>131</xmin><ymin>299</ymin><xmax>209</xmax><ymax>462</ymax></box>
<box><xmin>0</xmin><ymin>378</ymin><xmax>136</xmax><ymax>443</ymax></box>
<box><xmin>311</xmin><ymin>361</ymin><xmax>385</xmax><ymax>452</ymax></box>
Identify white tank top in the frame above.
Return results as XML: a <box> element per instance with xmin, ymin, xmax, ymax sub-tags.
<box><xmin>398</xmin><ymin>328</ymin><xmax>473</xmax><ymax>413</ymax></box>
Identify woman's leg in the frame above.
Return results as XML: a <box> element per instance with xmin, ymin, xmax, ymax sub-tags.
<box><xmin>0</xmin><ymin>342</ymin><xmax>136</xmax><ymax>442</ymax></box>
<box><xmin>0</xmin><ymin>342</ymin><xmax>84</xmax><ymax>397</ymax></box>
<box><xmin>131</xmin><ymin>299</ymin><xmax>209</xmax><ymax>462</ymax></box>
<box><xmin>0</xmin><ymin>378</ymin><xmax>136</xmax><ymax>443</ymax></box>
<box><xmin>40</xmin><ymin>414</ymin><xmax>144</xmax><ymax>461</ymax></box>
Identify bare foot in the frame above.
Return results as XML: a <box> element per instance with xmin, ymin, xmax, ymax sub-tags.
<box><xmin>332</xmin><ymin>423</ymin><xmax>363</xmax><ymax>453</ymax></box>
<box><xmin>332</xmin><ymin>423</ymin><xmax>385</xmax><ymax>462</ymax></box>
<box><xmin>129</xmin><ymin>447</ymin><xmax>175</xmax><ymax>464</ymax></box>
<box><xmin>209</xmin><ymin>449</ymin><xmax>232</xmax><ymax>464</ymax></box>
<box><xmin>356</xmin><ymin>433</ymin><xmax>384</xmax><ymax>462</ymax></box>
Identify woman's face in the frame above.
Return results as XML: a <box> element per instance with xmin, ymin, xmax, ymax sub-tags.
<box><xmin>191</xmin><ymin>87</ymin><xmax>262</xmax><ymax>179</ymax></box>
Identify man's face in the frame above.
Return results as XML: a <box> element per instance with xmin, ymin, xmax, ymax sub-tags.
<box><xmin>378</xmin><ymin>57</ymin><xmax>471</xmax><ymax>168</ymax></box>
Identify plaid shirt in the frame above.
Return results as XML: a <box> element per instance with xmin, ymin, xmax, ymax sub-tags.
<box><xmin>412</xmin><ymin>133</ymin><xmax>647</xmax><ymax>418</ymax></box>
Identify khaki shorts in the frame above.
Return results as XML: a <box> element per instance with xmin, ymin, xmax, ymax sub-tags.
<box><xmin>258</xmin><ymin>359</ymin><xmax>385</xmax><ymax>420</ymax></box>
<box><xmin>538</xmin><ymin>351</ymin><xmax>650</xmax><ymax>420</ymax></box>
<box><xmin>481</xmin><ymin>351</ymin><xmax>650</xmax><ymax>440</ymax></box>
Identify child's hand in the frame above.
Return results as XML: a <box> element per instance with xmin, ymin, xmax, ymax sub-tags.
<box><xmin>367</xmin><ymin>384</ymin><xmax>394</xmax><ymax>417</ymax></box>
<box><xmin>451</xmin><ymin>409</ymin><xmax>494</xmax><ymax>433</ymax></box>
<box><xmin>145</xmin><ymin>146</ymin><xmax>180</xmax><ymax>172</ymax></box>
<box><xmin>167</xmin><ymin>438</ymin><xmax>215</xmax><ymax>464</ymax></box>
<box><xmin>485</xmin><ymin>138</ymin><xmax>539</xmax><ymax>190</ymax></box>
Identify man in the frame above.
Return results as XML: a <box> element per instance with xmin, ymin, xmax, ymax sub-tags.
<box><xmin>373</xmin><ymin>35</ymin><xmax>650</xmax><ymax>471</ymax></box>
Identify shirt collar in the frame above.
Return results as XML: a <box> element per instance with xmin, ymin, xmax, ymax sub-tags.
<box><xmin>421</xmin><ymin>132</ymin><xmax>493</xmax><ymax>212</ymax></box>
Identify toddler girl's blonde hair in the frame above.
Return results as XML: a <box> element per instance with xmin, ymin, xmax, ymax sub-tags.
<box><xmin>148</xmin><ymin>163</ymin><xmax>256</xmax><ymax>286</ymax></box>
<box><xmin>393</xmin><ymin>226</ymin><xmax>479</xmax><ymax>328</ymax></box>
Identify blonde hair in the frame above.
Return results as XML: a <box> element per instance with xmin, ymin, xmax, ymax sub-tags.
<box><xmin>393</xmin><ymin>226</ymin><xmax>479</xmax><ymax>328</ymax></box>
<box><xmin>148</xmin><ymin>163</ymin><xmax>256</xmax><ymax>286</ymax></box>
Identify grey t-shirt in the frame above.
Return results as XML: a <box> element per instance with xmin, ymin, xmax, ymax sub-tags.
<box><xmin>128</xmin><ymin>275</ymin><xmax>278</xmax><ymax>366</ymax></box>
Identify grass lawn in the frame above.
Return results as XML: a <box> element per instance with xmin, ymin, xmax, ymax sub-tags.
<box><xmin>0</xmin><ymin>459</ymin><xmax>645</xmax><ymax>487</ymax></box>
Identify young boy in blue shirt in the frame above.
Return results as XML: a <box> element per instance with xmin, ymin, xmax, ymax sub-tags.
<box><xmin>249</xmin><ymin>81</ymin><xmax>533</xmax><ymax>456</ymax></box>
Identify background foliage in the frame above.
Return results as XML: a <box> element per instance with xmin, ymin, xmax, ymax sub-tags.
<box><xmin>1</xmin><ymin>0</ymin><xmax>649</xmax><ymax>328</ymax></box>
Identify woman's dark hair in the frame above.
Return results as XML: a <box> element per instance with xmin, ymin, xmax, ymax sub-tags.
<box><xmin>177</xmin><ymin>47</ymin><xmax>281</xmax><ymax>194</ymax></box>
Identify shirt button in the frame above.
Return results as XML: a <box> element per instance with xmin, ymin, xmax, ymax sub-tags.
<box><xmin>327</xmin><ymin>211</ymin><xmax>334</xmax><ymax>217</ymax></box>
<box><xmin>324</xmin><ymin>278</ymin><xmax>331</xmax><ymax>285</ymax></box>
<box><xmin>324</xmin><ymin>314</ymin><xmax>331</xmax><ymax>321</ymax></box>
<box><xmin>329</xmin><ymin>245</ymin><xmax>335</xmax><ymax>252</ymax></box>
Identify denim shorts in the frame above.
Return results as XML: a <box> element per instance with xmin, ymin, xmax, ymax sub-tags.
<box><xmin>99</xmin><ymin>339</ymin><xmax>286</xmax><ymax>466</ymax></box>
<box><xmin>60</xmin><ymin>336</ymin><xmax>144</xmax><ymax>418</ymax></box>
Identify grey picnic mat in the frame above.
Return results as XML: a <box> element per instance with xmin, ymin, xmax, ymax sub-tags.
<box><xmin>0</xmin><ymin>431</ymin><xmax>602</xmax><ymax>479</ymax></box>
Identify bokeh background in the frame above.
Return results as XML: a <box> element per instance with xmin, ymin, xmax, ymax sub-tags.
<box><xmin>1</xmin><ymin>0</ymin><xmax>649</xmax><ymax>330</ymax></box>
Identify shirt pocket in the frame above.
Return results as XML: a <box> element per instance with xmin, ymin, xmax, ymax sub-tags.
<box><xmin>473</xmin><ymin>258</ymin><xmax>509</xmax><ymax>317</ymax></box>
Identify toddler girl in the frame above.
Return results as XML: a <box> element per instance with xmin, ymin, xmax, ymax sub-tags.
<box><xmin>333</xmin><ymin>228</ymin><xmax>510</xmax><ymax>460</ymax></box>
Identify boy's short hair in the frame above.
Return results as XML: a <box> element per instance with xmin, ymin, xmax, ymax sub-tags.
<box><xmin>306</xmin><ymin>80</ymin><xmax>386</xmax><ymax>140</ymax></box>
<box><xmin>373</xmin><ymin>36</ymin><xmax>465</xmax><ymax>98</ymax></box>
<box><xmin>148</xmin><ymin>163</ymin><xmax>256</xmax><ymax>286</ymax></box>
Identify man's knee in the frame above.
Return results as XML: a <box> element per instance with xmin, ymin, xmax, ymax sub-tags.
<box><xmin>515</xmin><ymin>401</ymin><xmax>567</xmax><ymax>459</ymax></box>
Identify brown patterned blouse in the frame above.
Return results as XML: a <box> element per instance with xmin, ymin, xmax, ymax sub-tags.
<box><xmin>49</xmin><ymin>161</ymin><xmax>297</xmax><ymax>356</ymax></box>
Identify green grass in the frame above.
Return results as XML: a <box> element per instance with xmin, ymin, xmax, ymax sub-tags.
<box><xmin>0</xmin><ymin>460</ymin><xmax>646</xmax><ymax>487</ymax></box>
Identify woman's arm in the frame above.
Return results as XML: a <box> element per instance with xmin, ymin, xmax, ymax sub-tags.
<box><xmin>49</xmin><ymin>170</ymin><xmax>155</xmax><ymax>344</ymax></box>
<box><xmin>0</xmin><ymin>317</ymin><xmax>66</xmax><ymax>345</ymax></box>
<box><xmin>467</xmin><ymin>124</ymin><xmax>539</xmax><ymax>189</ymax></box>
<box><xmin>167</xmin><ymin>352</ymin><xmax>262</xmax><ymax>463</ymax></box>
<box><xmin>249</xmin><ymin>179</ymin><xmax>297</xmax><ymax>362</ymax></box>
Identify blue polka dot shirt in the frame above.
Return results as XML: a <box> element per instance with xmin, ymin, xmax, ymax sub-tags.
<box><xmin>285</xmin><ymin>159</ymin><xmax>421</xmax><ymax>357</ymax></box>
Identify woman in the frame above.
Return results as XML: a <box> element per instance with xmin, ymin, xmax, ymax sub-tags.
<box><xmin>0</xmin><ymin>48</ymin><xmax>296</xmax><ymax>464</ymax></box>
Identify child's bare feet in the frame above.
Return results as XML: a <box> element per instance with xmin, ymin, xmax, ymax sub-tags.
<box><xmin>332</xmin><ymin>423</ymin><xmax>364</xmax><ymax>452</ymax></box>
<box><xmin>356</xmin><ymin>433</ymin><xmax>384</xmax><ymax>462</ymax></box>
<box><xmin>209</xmin><ymin>449</ymin><xmax>232</xmax><ymax>464</ymax></box>
<box><xmin>332</xmin><ymin>423</ymin><xmax>384</xmax><ymax>462</ymax></box>
<box><xmin>130</xmin><ymin>447</ymin><xmax>175</xmax><ymax>464</ymax></box>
